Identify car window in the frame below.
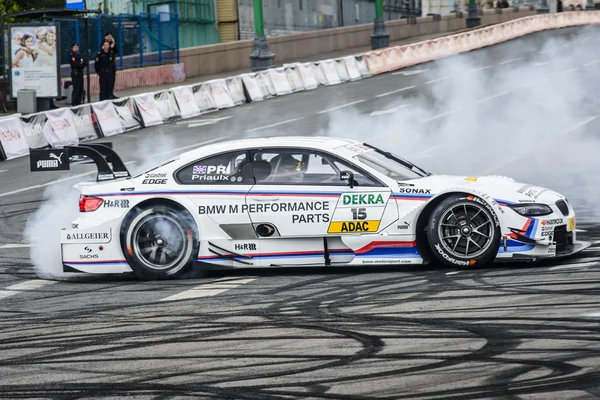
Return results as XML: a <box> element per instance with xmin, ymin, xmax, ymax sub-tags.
<box><xmin>354</xmin><ymin>150</ymin><xmax>424</xmax><ymax>181</ymax></box>
<box><xmin>251</xmin><ymin>149</ymin><xmax>382</xmax><ymax>186</ymax></box>
<box><xmin>176</xmin><ymin>151</ymin><xmax>254</xmax><ymax>185</ymax></box>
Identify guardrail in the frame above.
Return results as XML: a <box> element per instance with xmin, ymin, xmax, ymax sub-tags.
<box><xmin>0</xmin><ymin>11</ymin><xmax>597</xmax><ymax>163</ymax></box>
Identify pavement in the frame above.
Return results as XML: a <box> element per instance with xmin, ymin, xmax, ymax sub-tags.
<box><xmin>1</xmin><ymin>25</ymin><xmax>600</xmax><ymax>398</ymax></box>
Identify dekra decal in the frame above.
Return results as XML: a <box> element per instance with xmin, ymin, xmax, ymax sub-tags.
<box><xmin>342</xmin><ymin>194</ymin><xmax>385</xmax><ymax>205</ymax></box>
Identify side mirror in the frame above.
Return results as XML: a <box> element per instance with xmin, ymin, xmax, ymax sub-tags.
<box><xmin>340</xmin><ymin>170</ymin><xmax>354</xmax><ymax>188</ymax></box>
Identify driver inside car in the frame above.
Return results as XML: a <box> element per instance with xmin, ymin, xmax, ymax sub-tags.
<box><xmin>270</xmin><ymin>154</ymin><xmax>304</xmax><ymax>182</ymax></box>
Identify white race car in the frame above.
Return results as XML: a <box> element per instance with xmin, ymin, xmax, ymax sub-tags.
<box><xmin>30</xmin><ymin>136</ymin><xmax>589</xmax><ymax>280</ymax></box>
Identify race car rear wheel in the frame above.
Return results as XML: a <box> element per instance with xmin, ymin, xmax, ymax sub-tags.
<box><xmin>121</xmin><ymin>205</ymin><xmax>198</xmax><ymax>280</ymax></box>
<box><xmin>427</xmin><ymin>194</ymin><xmax>500</xmax><ymax>269</ymax></box>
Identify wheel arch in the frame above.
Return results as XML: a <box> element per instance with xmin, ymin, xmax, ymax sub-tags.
<box><xmin>414</xmin><ymin>189</ymin><xmax>501</xmax><ymax>263</ymax></box>
<box><xmin>119</xmin><ymin>197</ymin><xmax>200</xmax><ymax>246</ymax></box>
<box><xmin>118</xmin><ymin>197</ymin><xmax>202</xmax><ymax>280</ymax></box>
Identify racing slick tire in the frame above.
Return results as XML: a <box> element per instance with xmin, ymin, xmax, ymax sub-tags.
<box><xmin>427</xmin><ymin>194</ymin><xmax>501</xmax><ymax>269</ymax></box>
<box><xmin>120</xmin><ymin>204</ymin><xmax>199</xmax><ymax>280</ymax></box>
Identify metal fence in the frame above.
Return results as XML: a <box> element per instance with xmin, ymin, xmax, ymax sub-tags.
<box><xmin>237</xmin><ymin>0</ymin><xmax>415</xmax><ymax>40</ymax></box>
<box><xmin>52</xmin><ymin>12</ymin><xmax>179</xmax><ymax>76</ymax></box>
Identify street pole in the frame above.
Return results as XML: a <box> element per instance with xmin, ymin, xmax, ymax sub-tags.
<box><xmin>536</xmin><ymin>0</ymin><xmax>550</xmax><ymax>13</ymax></box>
<box><xmin>249</xmin><ymin>0</ymin><xmax>275</xmax><ymax>72</ymax></box>
<box><xmin>371</xmin><ymin>0</ymin><xmax>390</xmax><ymax>50</ymax></box>
<box><xmin>466</xmin><ymin>0</ymin><xmax>481</xmax><ymax>27</ymax></box>
<box><xmin>85</xmin><ymin>16</ymin><xmax>91</xmax><ymax>104</ymax></box>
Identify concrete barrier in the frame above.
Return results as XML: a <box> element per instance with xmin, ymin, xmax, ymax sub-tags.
<box><xmin>180</xmin><ymin>7</ymin><xmax>536</xmax><ymax>78</ymax></box>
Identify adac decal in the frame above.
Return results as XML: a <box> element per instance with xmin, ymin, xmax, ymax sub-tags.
<box><xmin>328</xmin><ymin>220</ymin><xmax>380</xmax><ymax>233</ymax></box>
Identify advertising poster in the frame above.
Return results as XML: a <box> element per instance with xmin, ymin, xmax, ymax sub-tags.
<box><xmin>9</xmin><ymin>23</ymin><xmax>60</xmax><ymax>99</ymax></box>
<box><xmin>0</xmin><ymin>117</ymin><xmax>30</xmax><ymax>160</ymax></box>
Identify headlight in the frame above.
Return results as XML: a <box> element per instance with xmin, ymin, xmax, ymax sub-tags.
<box><xmin>509</xmin><ymin>203</ymin><xmax>553</xmax><ymax>216</ymax></box>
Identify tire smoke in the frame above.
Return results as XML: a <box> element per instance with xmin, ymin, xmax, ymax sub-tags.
<box><xmin>23</xmin><ymin>133</ymin><xmax>184</xmax><ymax>280</ymax></box>
<box><xmin>323</xmin><ymin>26</ymin><xmax>600</xmax><ymax>221</ymax></box>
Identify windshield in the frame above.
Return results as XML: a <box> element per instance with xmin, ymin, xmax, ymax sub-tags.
<box><xmin>354</xmin><ymin>145</ymin><xmax>429</xmax><ymax>181</ymax></box>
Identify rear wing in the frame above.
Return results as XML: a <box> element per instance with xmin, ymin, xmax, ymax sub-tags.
<box><xmin>29</xmin><ymin>143</ymin><xmax>131</xmax><ymax>182</ymax></box>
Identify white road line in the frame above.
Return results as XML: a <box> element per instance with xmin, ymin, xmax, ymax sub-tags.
<box><xmin>245</xmin><ymin>118</ymin><xmax>303</xmax><ymax>132</ymax></box>
<box><xmin>549</xmin><ymin>261</ymin><xmax>598</xmax><ymax>271</ymax></box>
<box><xmin>446</xmin><ymin>271</ymin><xmax>461</xmax><ymax>275</ymax></box>
<box><xmin>582</xmin><ymin>311</ymin><xmax>600</xmax><ymax>317</ymax></box>
<box><xmin>370</xmin><ymin>104</ymin><xmax>410</xmax><ymax>116</ymax></box>
<box><xmin>375</xmin><ymin>86</ymin><xmax>415</xmax><ymax>98</ymax></box>
<box><xmin>0</xmin><ymin>280</ymin><xmax>56</xmax><ymax>300</ymax></box>
<box><xmin>160</xmin><ymin>277</ymin><xmax>256</xmax><ymax>301</ymax></box>
<box><xmin>482</xmin><ymin>115</ymin><xmax>599</xmax><ymax>173</ymax></box>
<box><xmin>0</xmin><ymin>170</ymin><xmax>7</xmax><ymax>174</ymax></box>
<box><xmin>534</xmin><ymin>61</ymin><xmax>550</xmax><ymax>66</ymax></box>
<box><xmin>175</xmin><ymin>116</ymin><xmax>228</xmax><ymax>125</ymax></box>
<box><xmin>557</xmin><ymin>67</ymin><xmax>580</xmax><ymax>75</ymax></box>
<box><xmin>424</xmin><ymin>77</ymin><xmax>450</xmax><ymax>85</ymax></box>
<box><xmin>476</xmin><ymin>90</ymin><xmax>512</xmax><ymax>104</ymax></box>
<box><xmin>392</xmin><ymin>69</ymin><xmax>428</xmax><ymax>76</ymax></box>
<box><xmin>317</xmin><ymin>100</ymin><xmax>366</xmax><ymax>114</ymax></box>
<box><xmin>0</xmin><ymin>137</ymin><xmax>230</xmax><ymax>199</ymax></box>
<box><xmin>423</xmin><ymin>108</ymin><xmax>463</xmax><ymax>122</ymax></box>
<box><xmin>499</xmin><ymin>57</ymin><xmax>523</xmax><ymax>65</ymax></box>
<box><xmin>471</xmin><ymin>65</ymin><xmax>492</xmax><ymax>72</ymax></box>
<box><xmin>0</xmin><ymin>244</ymin><xmax>33</xmax><ymax>249</ymax></box>
<box><xmin>583</xmin><ymin>60</ymin><xmax>600</xmax><ymax>67</ymax></box>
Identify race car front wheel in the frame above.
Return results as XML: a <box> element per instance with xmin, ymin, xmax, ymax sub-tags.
<box><xmin>428</xmin><ymin>194</ymin><xmax>500</xmax><ymax>269</ymax></box>
<box><xmin>121</xmin><ymin>205</ymin><xmax>198</xmax><ymax>280</ymax></box>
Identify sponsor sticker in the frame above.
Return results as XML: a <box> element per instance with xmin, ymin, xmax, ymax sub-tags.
<box><xmin>234</xmin><ymin>243</ymin><xmax>257</xmax><ymax>251</ymax></box>
<box><xmin>328</xmin><ymin>220</ymin><xmax>380</xmax><ymax>233</ymax></box>
<box><xmin>342</xmin><ymin>193</ymin><xmax>385</xmax><ymax>205</ymax></box>
<box><xmin>568</xmin><ymin>217</ymin><xmax>576</xmax><ymax>231</ymax></box>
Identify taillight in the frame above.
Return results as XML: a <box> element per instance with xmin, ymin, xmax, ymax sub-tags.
<box><xmin>79</xmin><ymin>195</ymin><xmax>104</xmax><ymax>212</ymax></box>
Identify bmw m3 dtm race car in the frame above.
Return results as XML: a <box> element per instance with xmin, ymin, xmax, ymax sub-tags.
<box><xmin>29</xmin><ymin>136</ymin><xmax>589</xmax><ymax>280</ymax></box>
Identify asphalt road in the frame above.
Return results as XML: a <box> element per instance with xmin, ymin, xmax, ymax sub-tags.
<box><xmin>1</xmin><ymin>26</ymin><xmax>600</xmax><ymax>399</ymax></box>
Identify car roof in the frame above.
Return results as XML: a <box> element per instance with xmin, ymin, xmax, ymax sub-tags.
<box><xmin>178</xmin><ymin>136</ymin><xmax>364</xmax><ymax>161</ymax></box>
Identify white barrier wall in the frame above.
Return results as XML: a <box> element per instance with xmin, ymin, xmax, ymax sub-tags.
<box><xmin>2</xmin><ymin>12</ymin><xmax>599</xmax><ymax>161</ymax></box>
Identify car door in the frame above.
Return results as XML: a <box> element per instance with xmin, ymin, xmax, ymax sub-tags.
<box><xmin>245</xmin><ymin>148</ymin><xmax>398</xmax><ymax>266</ymax></box>
<box><xmin>174</xmin><ymin>150</ymin><xmax>260</xmax><ymax>266</ymax></box>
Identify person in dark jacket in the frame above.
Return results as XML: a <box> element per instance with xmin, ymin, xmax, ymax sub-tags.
<box><xmin>104</xmin><ymin>32</ymin><xmax>118</xmax><ymax>99</ymax></box>
<box><xmin>95</xmin><ymin>40</ymin><xmax>115</xmax><ymax>101</ymax></box>
<box><xmin>69</xmin><ymin>43</ymin><xmax>87</xmax><ymax>106</ymax></box>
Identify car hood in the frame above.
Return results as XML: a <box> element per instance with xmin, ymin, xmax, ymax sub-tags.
<box><xmin>397</xmin><ymin>174</ymin><xmax>566</xmax><ymax>205</ymax></box>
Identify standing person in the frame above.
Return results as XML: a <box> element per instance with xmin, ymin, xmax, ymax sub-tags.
<box><xmin>94</xmin><ymin>40</ymin><xmax>114</xmax><ymax>101</ymax></box>
<box><xmin>70</xmin><ymin>43</ymin><xmax>87</xmax><ymax>106</ymax></box>
<box><xmin>104</xmin><ymin>32</ymin><xmax>119</xmax><ymax>99</ymax></box>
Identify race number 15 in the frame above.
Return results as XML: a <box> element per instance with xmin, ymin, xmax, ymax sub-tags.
<box><xmin>351</xmin><ymin>208</ymin><xmax>367</xmax><ymax>220</ymax></box>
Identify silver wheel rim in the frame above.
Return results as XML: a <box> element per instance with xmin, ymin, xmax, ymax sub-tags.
<box><xmin>438</xmin><ymin>201</ymin><xmax>494</xmax><ymax>259</ymax></box>
<box><xmin>131</xmin><ymin>213</ymin><xmax>188</xmax><ymax>271</ymax></box>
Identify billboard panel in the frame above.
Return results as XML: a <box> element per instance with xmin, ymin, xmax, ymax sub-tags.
<box><xmin>8</xmin><ymin>23</ymin><xmax>61</xmax><ymax>99</ymax></box>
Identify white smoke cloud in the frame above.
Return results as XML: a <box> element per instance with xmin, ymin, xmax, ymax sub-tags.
<box><xmin>24</xmin><ymin>132</ymin><xmax>184</xmax><ymax>280</ymax></box>
<box><xmin>24</xmin><ymin>180</ymin><xmax>84</xmax><ymax>280</ymax></box>
<box><xmin>322</xmin><ymin>26</ymin><xmax>600</xmax><ymax>221</ymax></box>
